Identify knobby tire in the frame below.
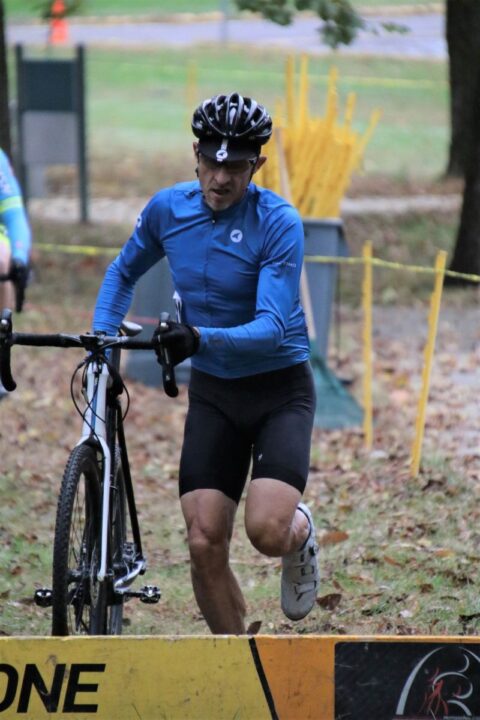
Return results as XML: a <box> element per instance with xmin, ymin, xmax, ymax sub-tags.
<box><xmin>51</xmin><ymin>444</ymin><xmax>126</xmax><ymax>635</ymax></box>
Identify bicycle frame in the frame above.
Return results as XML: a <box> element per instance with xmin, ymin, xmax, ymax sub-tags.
<box><xmin>80</xmin><ymin>347</ymin><xmax>150</xmax><ymax>592</ymax></box>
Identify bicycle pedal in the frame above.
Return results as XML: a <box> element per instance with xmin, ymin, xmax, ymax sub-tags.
<box><xmin>139</xmin><ymin>585</ymin><xmax>161</xmax><ymax>604</ymax></box>
<box><xmin>34</xmin><ymin>588</ymin><xmax>53</xmax><ymax>607</ymax></box>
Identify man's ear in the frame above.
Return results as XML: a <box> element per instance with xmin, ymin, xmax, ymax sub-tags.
<box><xmin>252</xmin><ymin>156</ymin><xmax>267</xmax><ymax>174</ymax></box>
<box><xmin>193</xmin><ymin>142</ymin><xmax>199</xmax><ymax>160</ymax></box>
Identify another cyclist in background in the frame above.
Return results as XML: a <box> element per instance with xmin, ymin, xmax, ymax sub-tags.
<box><xmin>93</xmin><ymin>92</ymin><xmax>319</xmax><ymax>634</ymax></box>
<box><xmin>0</xmin><ymin>148</ymin><xmax>32</xmax><ymax>399</ymax></box>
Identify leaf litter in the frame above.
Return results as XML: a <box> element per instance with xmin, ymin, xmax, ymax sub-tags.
<box><xmin>0</xmin><ymin>249</ymin><xmax>479</xmax><ymax>636</ymax></box>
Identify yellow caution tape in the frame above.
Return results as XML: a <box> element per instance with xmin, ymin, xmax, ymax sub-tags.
<box><xmin>33</xmin><ymin>244</ymin><xmax>480</xmax><ymax>284</ymax></box>
<box><xmin>318</xmin><ymin>75</ymin><xmax>444</xmax><ymax>89</ymax></box>
<box><xmin>36</xmin><ymin>242</ymin><xmax>119</xmax><ymax>257</ymax></box>
<box><xmin>304</xmin><ymin>254</ymin><xmax>480</xmax><ymax>283</ymax></box>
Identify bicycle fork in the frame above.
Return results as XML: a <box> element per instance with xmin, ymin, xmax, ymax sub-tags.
<box><xmin>79</xmin><ymin>360</ymin><xmax>112</xmax><ymax>583</ymax></box>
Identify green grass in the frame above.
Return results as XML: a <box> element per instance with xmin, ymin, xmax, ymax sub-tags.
<box><xmin>4</xmin><ymin>0</ymin><xmax>222</xmax><ymax>19</ymax></box>
<box><xmin>4</xmin><ymin>0</ymin><xmax>443</xmax><ymax>20</ymax></box>
<box><xmin>88</xmin><ymin>50</ymin><xmax>447</xmax><ymax>182</ymax></box>
<box><xmin>7</xmin><ymin>47</ymin><xmax>446</xmax><ymax>189</ymax></box>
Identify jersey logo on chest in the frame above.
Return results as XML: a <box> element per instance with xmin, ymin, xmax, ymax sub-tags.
<box><xmin>230</xmin><ymin>229</ymin><xmax>243</xmax><ymax>243</ymax></box>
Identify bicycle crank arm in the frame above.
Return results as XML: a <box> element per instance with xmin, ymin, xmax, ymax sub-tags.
<box><xmin>113</xmin><ymin>559</ymin><xmax>147</xmax><ymax>593</ymax></box>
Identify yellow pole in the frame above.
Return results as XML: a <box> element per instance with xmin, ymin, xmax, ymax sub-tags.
<box><xmin>362</xmin><ymin>242</ymin><xmax>374</xmax><ymax>450</ymax></box>
<box><xmin>410</xmin><ymin>250</ymin><xmax>447</xmax><ymax>477</ymax></box>
<box><xmin>298</xmin><ymin>54</ymin><xmax>309</xmax><ymax>129</ymax></box>
<box><xmin>186</xmin><ymin>60</ymin><xmax>198</xmax><ymax>128</ymax></box>
<box><xmin>285</xmin><ymin>55</ymin><xmax>296</xmax><ymax>128</ymax></box>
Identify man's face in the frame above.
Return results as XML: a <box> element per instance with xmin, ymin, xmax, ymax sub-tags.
<box><xmin>193</xmin><ymin>143</ymin><xmax>266</xmax><ymax>211</ymax></box>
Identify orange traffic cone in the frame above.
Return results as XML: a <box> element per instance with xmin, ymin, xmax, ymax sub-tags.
<box><xmin>49</xmin><ymin>0</ymin><xmax>69</xmax><ymax>45</ymax></box>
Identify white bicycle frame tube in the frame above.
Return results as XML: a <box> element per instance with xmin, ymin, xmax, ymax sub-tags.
<box><xmin>77</xmin><ymin>360</ymin><xmax>111</xmax><ymax>582</ymax></box>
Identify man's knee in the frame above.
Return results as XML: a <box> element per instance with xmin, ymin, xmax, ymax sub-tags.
<box><xmin>245</xmin><ymin>478</ymin><xmax>301</xmax><ymax>556</ymax></box>
<box><xmin>187</xmin><ymin>522</ymin><xmax>230</xmax><ymax>570</ymax></box>
<box><xmin>245</xmin><ymin>513</ymin><xmax>291</xmax><ymax>557</ymax></box>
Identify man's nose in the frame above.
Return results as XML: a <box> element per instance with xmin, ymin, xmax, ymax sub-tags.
<box><xmin>213</xmin><ymin>165</ymin><xmax>231</xmax><ymax>182</ymax></box>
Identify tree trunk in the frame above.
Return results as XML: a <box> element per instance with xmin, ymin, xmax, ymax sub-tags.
<box><xmin>445</xmin><ymin>0</ymin><xmax>480</xmax><ymax>178</ymax></box>
<box><xmin>0</xmin><ymin>0</ymin><xmax>11</xmax><ymax>159</ymax></box>
<box><xmin>448</xmin><ymin>60</ymin><xmax>480</xmax><ymax>280</ymax></box>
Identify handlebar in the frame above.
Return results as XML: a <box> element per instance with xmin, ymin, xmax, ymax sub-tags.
<box><xmin>0</xmin><ymin>308</ymin><xmax>178</xmax><ymax>397</ymax></box>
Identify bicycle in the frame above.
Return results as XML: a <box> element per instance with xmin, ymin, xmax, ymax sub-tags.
<box><xmin>0</xmin><ymin>308</ymin><xmax>178</xmax><ymax>635</ymax></box>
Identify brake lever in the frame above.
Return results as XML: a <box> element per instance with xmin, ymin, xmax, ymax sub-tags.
<box><xmin>0</xmin><ymin>309</ymin><xmax>16</xmax><ymax>391</ymax></box>
<box><xmin>157</xmin><ymin>311</ymin><xmax>179</xmax><ymax>398</ymax></box>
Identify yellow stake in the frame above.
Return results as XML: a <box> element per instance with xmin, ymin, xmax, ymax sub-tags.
<box><xmin>186</xmin><ymin>60</ymin><xmax>198</xmax><ymax>128</ymax></box>
<box><xmin>298</xmin><ymin>54</ymin><xmax>310</xmax><ymax>129</ymax></box>
<box><xmin>410</xmin><ymin>250</ymin><xmax>447</xmax><ymax>477</ymax></box>
<box><xmin>362</xmin><ymin>242</ymin><xmax>374</xmax><ymax>450</ymax></box>
<box><xmin>285</xmin><ymin>55</ymin><xmax>296</xmax><ymax>129</ymax></box>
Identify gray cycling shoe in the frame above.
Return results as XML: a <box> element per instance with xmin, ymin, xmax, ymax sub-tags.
<box><xmin>281</xmin><ymin>503</ymin><xmax>319</xmax><ymax>621</ymax></box>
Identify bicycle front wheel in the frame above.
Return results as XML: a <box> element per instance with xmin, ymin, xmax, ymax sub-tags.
<box><xmin>52</xmin><ymin>444</ymin><xmax>110</xmax><ymax>635</ymax></box>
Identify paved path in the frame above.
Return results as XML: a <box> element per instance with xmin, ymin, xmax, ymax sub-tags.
<box><xmin>28</xmin><ymin>193</ymin><xmax>461</xmax><ymax>226</ymax></box>
<box><xmin>8</xmin><ymin>13</ymin><xmax>446</xmax><ymax>59</ymax></box>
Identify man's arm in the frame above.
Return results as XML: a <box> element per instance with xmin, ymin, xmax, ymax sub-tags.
<box><xmin>92</xmin><ymin>194</ymin><xmax>167</xmax><ymax>334</ymax></box>
<box><xmin>0</xmin><ymin>150</ymin><xmax>31</xmax><ymax>266</ymax></box>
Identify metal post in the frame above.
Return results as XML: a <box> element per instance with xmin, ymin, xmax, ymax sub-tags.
<box><xmin>76</xmin><ymin>45</ymin><xmax>88</xmax><ymax>223</ymax></box>
<box><xmin>219</xmin><ymin>0</ymin><xmax>229</xmax><ymax>44</ymax></box>
<box><xmin>15</xmin><ymin>44</ymin><xmax>27</xmax><ymax>201</ymax></box>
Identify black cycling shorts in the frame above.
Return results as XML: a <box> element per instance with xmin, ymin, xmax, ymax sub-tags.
<box><xmin>179</xmin><ymin>361</ymin><xmax>316</xmax><ymax>504</ymax></box>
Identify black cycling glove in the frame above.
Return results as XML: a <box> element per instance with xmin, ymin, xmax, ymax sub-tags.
<box><xmin>152</xmin><ymin>320</ymin><xmax>200</xmax><ymax>367</ymax></box>
<box><xmin>9</xmin><ymin>259</ymin><xmax>29</xmax><ymax>285</ymax></box>
<box><xmin>9</xmin><ymin>260</ymin><xmax>29</xmax><ymax>312</ymax></box>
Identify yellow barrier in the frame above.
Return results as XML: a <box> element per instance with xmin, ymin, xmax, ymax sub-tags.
<box><xmin>0</xmin><ymin>634</ymin><xmax>479</xmax><ymax>719</ymax></box>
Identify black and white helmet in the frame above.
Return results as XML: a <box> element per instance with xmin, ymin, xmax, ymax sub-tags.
<box><xmin>192</xmin><ymin>93</ymin><xmax>272</xmax><ymax>162</ymax></box>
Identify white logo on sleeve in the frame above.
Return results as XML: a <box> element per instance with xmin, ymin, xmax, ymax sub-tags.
<box><xmin>230</xmin><ymin>229</ymin><xmax>243</xmax><ymax>243</ymax></box>
<box><xmin>136</xmin><ymin>214</ymin><xmax>142</xmax><ymax>228</ymax></box>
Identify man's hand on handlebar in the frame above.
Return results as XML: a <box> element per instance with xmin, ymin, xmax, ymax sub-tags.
<box><xmin>9</xmin><ymin>259</ymin><xmax>29</xmax><ymax>312</ymax></box>
<box><xmin>9</xmin><ymin>259</ymin><xmax>28</xmax><ymax>286</ymax></box>
<box><xmin>152</xmin><ymin>319</ymin><xmax>200</xmax><ymax>367</ymax></box>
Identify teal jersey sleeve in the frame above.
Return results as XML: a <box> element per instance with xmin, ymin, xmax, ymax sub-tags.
<box><xmin>0</xmin><ymin>149</ymin><xmax>31</xmax><ymax>264</ymax></box>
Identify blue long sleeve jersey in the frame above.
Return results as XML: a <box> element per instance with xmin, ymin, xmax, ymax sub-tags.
<box><xmin>0</xmin><ymin>149</ymin><xmax>31</xmax><ymax>264</ymax></box>
<box><xmin>93</xmin><ymin>180</ymin><xmax>310</xmax><ymax>378</ymax></box>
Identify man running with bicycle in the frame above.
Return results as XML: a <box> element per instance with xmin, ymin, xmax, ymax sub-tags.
<box><xmin>93</xmin><ymin>93</ymin><xmax>319</xmax><ymax>633</ymax></box>
<box><xmin>0</xmin><ymin>148</ymin><xmax>31</xmax><ymax>399</ymax></box>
